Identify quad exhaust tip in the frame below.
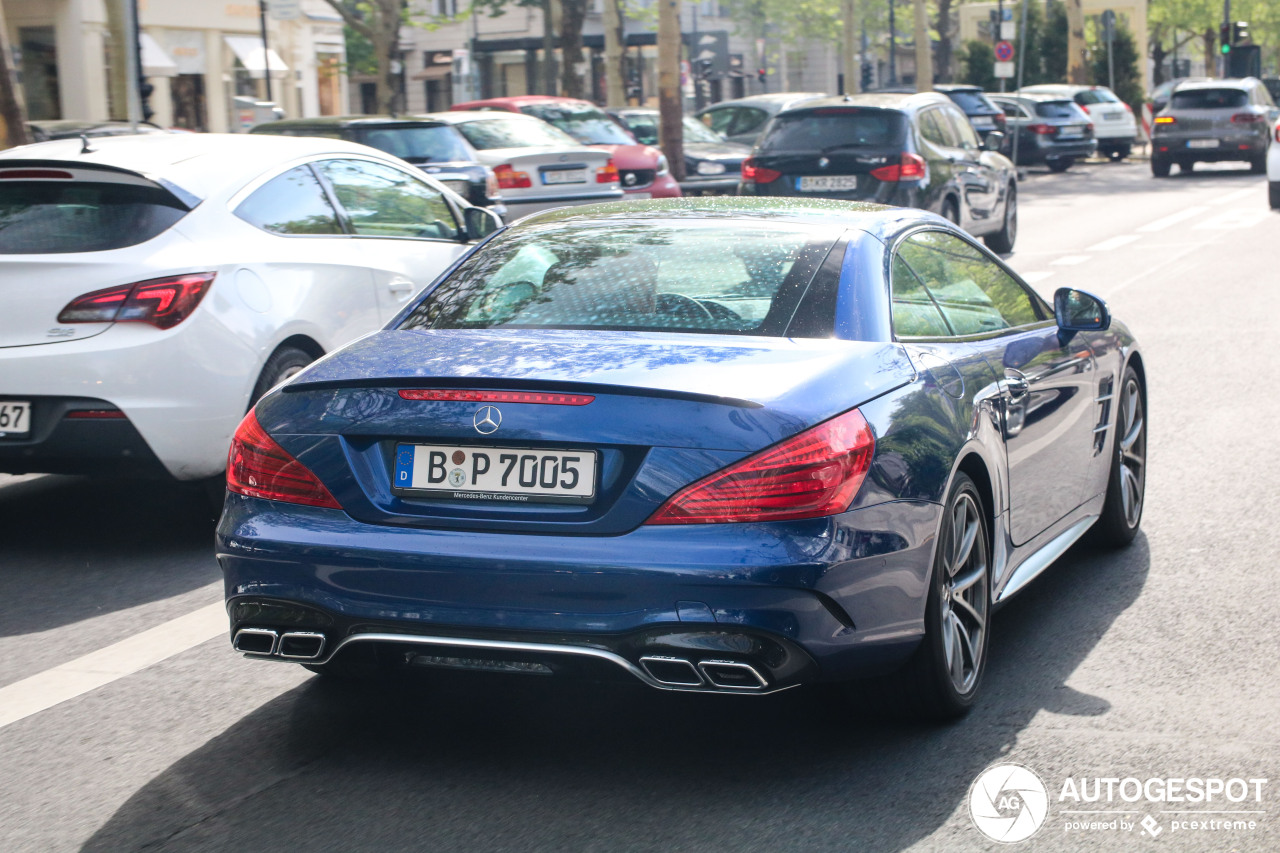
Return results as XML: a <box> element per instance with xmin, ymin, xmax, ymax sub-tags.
<box><xmin>640</xmin><ymin>655</ymin><xmax>704</xmax><ymax>686</ymax></box>
<box><xmin>698</xmin><ymin>660</ymin><xmax>769</xmax><ymax>690</ymax></box>
<box><xmin>641</xmin><ymin>655</ymin><xmax>768</xmax><ymax>691</ymax></box>
<box><xmin>232</xmin><ymin>628</ymin><xmax>325</xmax><ymax>660</ymax></box>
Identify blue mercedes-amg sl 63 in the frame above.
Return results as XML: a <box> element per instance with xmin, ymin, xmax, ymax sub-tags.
<box><xmin>216</xmin><ymin>197</ymin><xmax>1146</xmax><ymax>719</ymax></box>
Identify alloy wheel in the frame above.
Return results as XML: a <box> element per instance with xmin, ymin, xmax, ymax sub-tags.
<box><xmin>940</xmin><ymin>491</ymin><xmax>988</xmax><ymax>695</ymax></box>
<box><xmin>1117</xmin><ymin>376</ymin><xmax>1146</xmax><ymax>528</ymax></box>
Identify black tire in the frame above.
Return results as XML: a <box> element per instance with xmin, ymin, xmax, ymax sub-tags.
<box><xmin>1046</xmin><ymin>157</ymin><xmax>1073</xmax><ymax>173</ymax></box>
<box><xmin>1107</xmin><ymin>144</ymin><xmax>1130</xmax><ymax>161</ymax></box>
<box><xmin>941</xmin><ymin>198</ymin><xmax>960</xmax><ymax>226</ymax></box>
<box><xmin>846</xmin><ymin>473</ymin><xmax>991</xmax><ymax>721</ymax></box>
<box><xmin>1151</xmin><ymin>156</ymin><xmax>1171</xmax><ymax>178</ymax></box>
<box><xmin>1250</xmin><ymin>156</ymin><xmax>1266</xmax><ymax>175</ymax></box>
<box><xmin>984</xmin><ymin>184</ymin><xmax>1017</xmax><ymax>254</ymax></box>
<box><xmin>250</xmin><ymin>345</ymin><xmax>314</xmax><ymax>409</ymax></box>
<box><xmin>1089</xmin><ymin>365</ymin><xmax>1146</xmax><ymax>548</ymax></box>
<box><xmin>1270</xmin><ymin>181</ymin><xmax>1280</xmax><ymax>210</ymax></box>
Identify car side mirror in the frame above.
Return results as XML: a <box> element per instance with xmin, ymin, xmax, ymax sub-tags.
<box><xmin>983</xmin><ymin>131</ymin><xmax>1005</xmax><ymax>152</ymax></box>
<box><xmin>1054</xmin><ymin>287</ymin><xmax>1111</xmax><ymax>332</ymax></box>
<box><xmin>463</xmin><ymin>206</ymin><xmax>503</xmax><ymax>242</ymax></box>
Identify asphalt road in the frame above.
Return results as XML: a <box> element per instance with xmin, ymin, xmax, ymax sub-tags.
<box><xmin>2</xmin><ymin>159</ymin><xmax>1278</xmax><ymax>852</ymax></box>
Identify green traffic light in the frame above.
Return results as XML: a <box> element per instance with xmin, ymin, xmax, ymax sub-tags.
<box><xmin>1221</xmin><ymin>44</ymin><xmax>1231</xmax><ymax>54</ymax></box>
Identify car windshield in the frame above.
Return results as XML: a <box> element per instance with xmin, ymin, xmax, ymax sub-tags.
<box><xmin>398</xmin><ymin>221</ymin><xmax>842</xmax><ymax>336</ymax></box>
<box><xmin>1170</xmin><ymin>89</ymin><xmax>1248</xmax><ymax>109</ymax></box>
<box><xmin>1074</xmin><ymin>89</ymin><xmax>1120</xmax><ymax>105</ymax></box>
<box><xmin>757</xmin><ymin>109</ymin><xmax>908</xmax><ymax>153</ymax></box>
<box><xmin>0</xmin><ymin>180</ymin><xmax>188</xmax><ymax>253</ymax></box>
<box><xmin>946</xmin><ymin>91</ymin><xmax>997</xmax><ymax>114</ymax></box>
<box><xmin>454</xmin><ymin>117</ymin><xmax>580</xmax><ymax>150</ymax></box>
<box><xmin>1035</xmin><ymin>101</ymin><xmax>1082</xmax><ymax>119</ymax></box>
<box><xmin>521</xmin><ymin>104</ymin><xmax>636</xmax><ymax>145</ymax></box>
<box><xmin>358</xmin><ymin>125</ymin><xmax>473</xmax><ymax>163</ymax></box>
<box><xmin>618</xmin><ymin>114</ymin><xmax>723</xmax><ymax>146</ymax></box>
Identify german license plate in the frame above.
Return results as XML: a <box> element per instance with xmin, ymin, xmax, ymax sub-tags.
<box><xmin>393</xmin><ymin>444</ymin><xmax>597</xmax><ymax>504</ymax></box>
<box><xmin>1187</xmin><ymin>139</ymin><xmax>1220</xmax><ymax>149</ymax></box>
<box><xmin>1058</xmin><ymin>126</ymin><xmax>1083</xmax><ymax>138</ymax></box>
<box><xmin>542</xmin><ymin>168</ymin><xmax>587</xmax><ymax>185</ymax></box>
<box><xmin>0</xmin><ymin>401</ymin><xmax>31</xmax><ymax>438</ymax></box>
<box><xmin>971</xmin><ymin>116</ymin><xmax>995</xmax><ymax>128</ymax></box>
<box><xmin>1103</xmin><ymin>111</ymin><xmax>1122</xmax><ymax>120</ymax></box>
<box><xmin>441</xmin><ymin>179</ymin><xmax>471</xmax><ymax>196</ymax></box>
<box><xmin>797</xmin><ymin>175</ymin><xmax>859</xmax><ymax>192</ymax></box>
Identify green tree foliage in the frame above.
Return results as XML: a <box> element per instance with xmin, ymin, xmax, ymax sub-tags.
<box><xmin>1042</xmin><ymin>1</ymin><xmax>1068</xmax><ymax>82</ymax></box>
<box><xmin>1092</xmin><ymin>22</ymin><xmax>1143</xmax><ymax>107</ymax></box>
<box><xmin>959</xmin><ymin>40</ymin><xmax>996</xmax><ymax>91</ymax></box>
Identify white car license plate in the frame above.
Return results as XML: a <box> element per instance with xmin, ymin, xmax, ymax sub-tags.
<box><xmin>798</xmin><ymin>175</ymin><xmax>859</xmax><ymax>192</ymax></box>
<box><xmin>441</xmin><ymin>180</ymin><xmax>471</xmax><ymax>196</ymax></box>
<box><xmin>1103</xmin><ymin>111</ymin><xmax>1122</xmax><ymax>120</ymax></box>
<box><xmin>1058</xmin><ymin>127</ymin><xmax>1083</xmax><ymax>138</ymax></box>
<box><xmin>542</xmin><ymin>168</ymin><xmax>587</xmax><ymax>185</ymax></box>
<box><xmin>0</xmin><ymin>401</ymin><xmax>31</xmax><ymax>438</ymax></box>
<box><xmin>393</xmin><ymin>444</ymin><xmax>597</xmax><ymax>504</ymax></box>
<box><xmin>1187</xmin><ymin>139</ymin><xmax>1220</xmax><ymax>149</ymax></box>
<box><xmin>971</xmin><ymin>116</ymin><xmax>995</xmax><ymax>128</ymax></box>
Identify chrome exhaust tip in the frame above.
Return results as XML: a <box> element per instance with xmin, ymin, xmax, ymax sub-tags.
<box><xmin>639</xmin><ymin>655</ymin><xmax>704</xmax><ymax>686</ymax></box>
<box><xmin>278</xmin><ymin>631</ymin><xmax>326</xmax><ymax>660</ymax></box>
<box><xmin>233</xmin><ymin>628</ymin><xmax>279</xmax><ymax>656</ymax></box>
<box><xmin>698</xmin><ymin>660</ymin><xmax>768</xmax><ymax>690</ymax></box>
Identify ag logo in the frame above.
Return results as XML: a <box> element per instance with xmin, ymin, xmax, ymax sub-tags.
<box><xmin>968</xmin><ymin>763</ymin><xmax>1049</xmax><ymax>843</ymax></box>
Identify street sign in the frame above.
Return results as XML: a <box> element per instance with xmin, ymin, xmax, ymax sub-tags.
<box><xmin>1002</xmin><ymin>8</ymin><xmax>1013</xmax><ymax>20</ymax></box>
<box><xmin>1001</xmin><ymin>21</ymin><xmax>1016</xmax><ymax>40</ymax></box>
<box><xmin>267</xmin><ymin>0</ymin><xmax>302</xmax><ymax>21</ymax></box>
<box><xmin>995</xmin><ymin>41</ymin><xmax>1015</xmax><ymax>62</ymax></box>
<box><xmin>994</xmin><ymin>61</ymin><xmax>1015</xmax><ymax>78</ymax></box>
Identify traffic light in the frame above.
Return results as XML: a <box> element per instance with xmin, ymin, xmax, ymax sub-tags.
<box><xmin>861</xmin><ymin>62</ymin><xmax>872</xmax><ymax>90</ymax></box>
<box><xmin>757</xmin><ymin>67</ymin><xmax>766</xmax><ymax>84</ymax></box>
<box><xmin>1220</xmin><ymin>23</ymin><xmax>1231</xmax><ymax>55</ymax></box>
<box><xmin>1233</xmin><ymin>21</ymin><xmax>1249</xmax><ymax>45</ymax></box>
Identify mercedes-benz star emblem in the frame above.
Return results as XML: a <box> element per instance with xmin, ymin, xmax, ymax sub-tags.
<box><xmin>473</xmin><ymin>405</ymin><xmax>502</xmax><ymax>435</ymax></box>
<box><xmin>818</xmin><ymin>156</ymin><xmax>830</xmax><ymax>169</ymax></box>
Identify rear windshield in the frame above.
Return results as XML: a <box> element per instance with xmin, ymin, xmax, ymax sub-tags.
<box><xmin>398</xmin><ymin>221</ymin><xmax>840</xmax><ymax>337</ymax></box>
<box><xmin>1074</xmin><ymin>89</ymin><xmax>1119</xmax><ymax>105</ymax></box>
<box><xmin>0</xmin><ymin>180</ymin><xmax>187</xmax><ymax>254</ymax></box>
<box><xmin>1170</xmin><ymin>89</ymin><xmax>1248</xmax><ymax>109</ymax></box>
<box><xmin>946</xmin><ymin>91</ymin><xmax>998</xmax><ymax>114</ymax></box>
<box><xmin>357</xmin><ymin>125</ymin><xmax>472</xmax><ymax>163</ymax></box>
<box><xmin>455</xmin><ymin>117</ymin><xmax>580</xmax><ymax>150</ymax></box>
<box><xmin>1035</xmin><ymin>101</ymin><xmax>1083</xmax><ymax>119</ymax></box>
<box><xmin>757</xmin><ymin>109</ymin><xmax>908</xmax><ymax>154</ymax></box>
<box><xmin>521</xmin><ymin>103</ymin><xmax>635</xmax><ymax>146</ymax></box>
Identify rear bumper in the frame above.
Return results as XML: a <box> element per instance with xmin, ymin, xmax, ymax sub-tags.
<box><xmin>1153</xmin><ymin>135</ymin><xmax>1268</xmax><ymax>160</ymax></box>
<box><xmin>0</xmin><ymin>397</ymin><xmax>169</xmax><ymax>477</ymax></box>
<box><xmin>217</xmin><ymin>494</ymin><xmax>941</xmax><ymax>688</ymax></box>
<box><xmin>679</xmin><ymin>175</ymin><xmax>740</xmax><ymax>195</ymax></box>
<box><xmin>1012</xmin><ymin>137</ymin><xmax>1097</xmax><ymax>163</ymax></box>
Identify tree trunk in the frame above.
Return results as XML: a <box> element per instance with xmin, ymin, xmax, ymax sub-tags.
<box><xmin>0</xmin><ymin>0</ymin><xmax>30</xmax><ymax>148</ymax></box>
<box><xmin>657</xmin><ymin>0</ymin><xmax>683</xmax><ymax>181</ymax></box>
<box><xmin>1203</xmin><ymin>28</ymin><xmax>1216</xmax><ymax>80</ymax></box>
<box><xmin>934</xmin><ymin>0</ymin><xmax>953</xmax><ymax>84</ymax></box>
<box><xmin>104</xmin><ymin>0</ymin><xmax>131</xmax><ymax>120</ymax></box>
<box><xmin>842</xmin><ymin>0</ymin><xmax>859</xmax><ymax>94</ymax></box>
<box><xmin>603</xmin><ymin>0</ymin><xmax>625</xmax><ymax>106</ymax></box>
<box><xmin>913</xmin><ymin>0</ymin><xmax>932</xmax><ymax>91</ymax></box>
<box><xmin>323</xmin><ymin>0</ymin><xmax>403</xmax><ymax>114</ymax></box>
<box><xmin>1066</xmin><ymin>0</ymin><xmax>1087</xmax><ymax>84</ymax></box>
<box><xmin>559</xmin><ymin>0</ymin><xmax>587</xmax><ymax>100</ymax></box>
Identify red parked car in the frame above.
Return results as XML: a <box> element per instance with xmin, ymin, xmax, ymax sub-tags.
<box><xmin>452</xmin><ymin>96</ymin><xmax>681</xmax><ymax>199</ymax></box>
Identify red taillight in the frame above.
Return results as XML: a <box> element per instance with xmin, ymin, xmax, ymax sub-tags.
<box><xmin>493</xmin><ymin>164</ymin><xmax>532</xmax><ymax>189</ymax></box>
<box><xmin>1028</xmin><ymin>123</ymin><xmax>1055</xmax><ymax>135</ymax></box>
<box><xmin>0</xmin><ymin>169</ymin><xmax>73</xmax><ymax>179</ymax></box>
<box><xmin>741</xmin><ymin>158</ymin><xmax>781</xmax><ymax>184</ymax></box>
<box><xmin>870</xmin><ymin>152</ymin><xmax>926</xmax><ymax>182</ymax></box>
<box><xmin>1231</xmin><ymin>113</ymin><xmax>1265</xmax><ymax>124</ymax></box>
<box><xmin>65</xmin><ymin>409</ymin><xmax>127</xmax><ymax>419</ymax></box>
<box><xmin>596</xmin><ymin>159</ymin><xmax>619</xmax><ymax>183</ymax></box>
<box><xmin>1122</xmin><ymin>101</ymin><xmax>1133</xmax><ymax>113</ymax></box>
<box><xmin>399</xmin><ymin>389</ymin><xmax>595</xmax><ymax>406</ymax></box>
<box><xmin>1275</xmin><ymin>125</ymin><xmax>1280</xmax><ymax>144</ymax></box>
<box><xmin>646</xmin><ymin>409</ymin><xmax>875</xmax><ymax>525</ymax></box>
<box><xmin>995</xmin><ymin>113</ymin><xmax>1007</xmax><ymax>131</ymax></box>
<box><xmin>57</xmin><ymin>273</ymin><xmax>215</xmax><ymax>329</ymax></box>
<box><xmin>226</xmin><ymin>411</ymin><xmax>341</xmax><ymax>509</ymax></box>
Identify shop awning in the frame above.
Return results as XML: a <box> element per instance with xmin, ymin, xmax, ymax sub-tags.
<box><xmin>223</xmin><ymin>35</ymin><xmax>289</xmax><ymax>79</ymax></box>
<box><xmin>411</xmin><ymin>65</ymin><xmax>452</xmax><ymax>81</ymax></box>
<box><xmin>140</xmin><ymin>32</ymin><xmax>178</xmax><ymax>77</ymax></box>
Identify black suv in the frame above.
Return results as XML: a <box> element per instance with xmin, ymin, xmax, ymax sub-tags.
<box><xmin>250</xmin><ymin>117</ymin><xmax>502</xmax><ymax>212</ymax></box>
<box><xmin>739</xmin><ymin>93</ymin><xmax>1018</xmax><ymax>252</ymax></box>
<box><xmin>934</xmin><ymin>84</ymin><xmax>1008</xmax><ymax>147</ymax></box>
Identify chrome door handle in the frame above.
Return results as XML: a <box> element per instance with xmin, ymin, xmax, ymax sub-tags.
<box><xmin>1004</xmin><ymin>368</ymin><xmax>1030</xmax><ymax>398</ymax></box>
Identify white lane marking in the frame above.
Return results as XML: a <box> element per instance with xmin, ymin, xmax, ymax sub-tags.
<box><xmin>1193</xmin><ymin>208</ymin><xmax>1271</xmax><ymax>230</ymax></box>
<box><xmin>0</xmin><ymin>602</ymin><xmax>226</xmax><ymax>730</ymax></box>
<box><xmin>1137</xmin><ymin>207</ymin><xmax>1209</xmax><ymax>232</ymax></box>
<box><xmin>1051</xmin><ymin>255</ymin><xmax>1091</xmax><ymax>266</ymax></box>
<box><xmin>1020</xmin><ymin>271</ymin><xmax>1055</xmax><ymax>283</ymax></box>
<box><xmin>1210</xmin><ymin>187</ymin><xmax>1260</xmax><ymax>206</ymax></box>
<box><xmin>1086</xmin><ymin>235</ymin><xmax>1140</xmax><ymax>252</ymax></box>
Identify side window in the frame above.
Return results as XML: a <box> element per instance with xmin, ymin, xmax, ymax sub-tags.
<box><xmin>918</xmin><ymin>109</ymin><xmax>952</xmax><ymax>148</ymax></box>
<box><xmin>316</xmin><ymin>159</ymin><xmax>459</xmax><ymax>240</ymax></box>
<box><xmin>732</xmin><ymin>108</ymin><xmax>768</xmax><ymax>137</ymax></box>
<box><xmin>704</xmin><ymin>107</ymin><xmax>735</xmax><ymax>136</ymax></box>
<box><xmin>945</xmin><ymin>107</ymin><xmax>980</xmax><ymax>148</ymax></box>
<box><xmin>234</xmin><ymin>165</ymin><xmax>344</xmax><ymax>235</ymax></box>
<box><xmin>890</xmin><ymin>256</ymin><xmax>951</xmax><ymax>337</ymax></box>
<box><xmin>897</xmin><ymin>231</ymin><xmax>1043</xmax><ymax>336</ymax></box>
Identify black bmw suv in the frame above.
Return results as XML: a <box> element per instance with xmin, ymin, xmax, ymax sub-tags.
<box><xmin>739</xmin><ymin>93</ymin><xmax>1018</xmax><ymax>252</ymax></box>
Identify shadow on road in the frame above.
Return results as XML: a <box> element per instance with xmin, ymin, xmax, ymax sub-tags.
<box><xmin>81</xmin><ymin>536</ymin><xmax>1150</xmax><ymax>852</ymax></box>
<box><xmin>0</xmin><ymin>475</ymin><xmax>218</xmax><ymax>638</ymax></box>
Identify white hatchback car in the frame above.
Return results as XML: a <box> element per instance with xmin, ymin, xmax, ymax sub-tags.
<box><xmin>0</xmin><ymin>133</ymin><xmax>501</xmax><ymax>484</ymax></box>
<box><xmin>1018</xmin><ymin>84</ymin><xmax>1138</xmax><ymax>160</ymax></box>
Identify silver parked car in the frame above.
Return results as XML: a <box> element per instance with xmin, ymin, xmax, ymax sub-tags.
<box><xmin>1151</xmin><ymin>78</ymin><xmax>1278</xmax><ymax>177</ymax></box>
<box><xmin>695</xmin><ymin>93</ymin><xmax>827</xmax><ymax>147</ymax></box>
<box><xmin>419</xmin><ymin>112</ymin><xmax>623</xmax><ymax>219</ymax></box>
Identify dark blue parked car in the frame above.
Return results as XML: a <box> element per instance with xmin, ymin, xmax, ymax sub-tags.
<box><xmin>217</xmin><ymin>198</ymin><xmax>1146</xmax><ymax>719</ymax></box>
